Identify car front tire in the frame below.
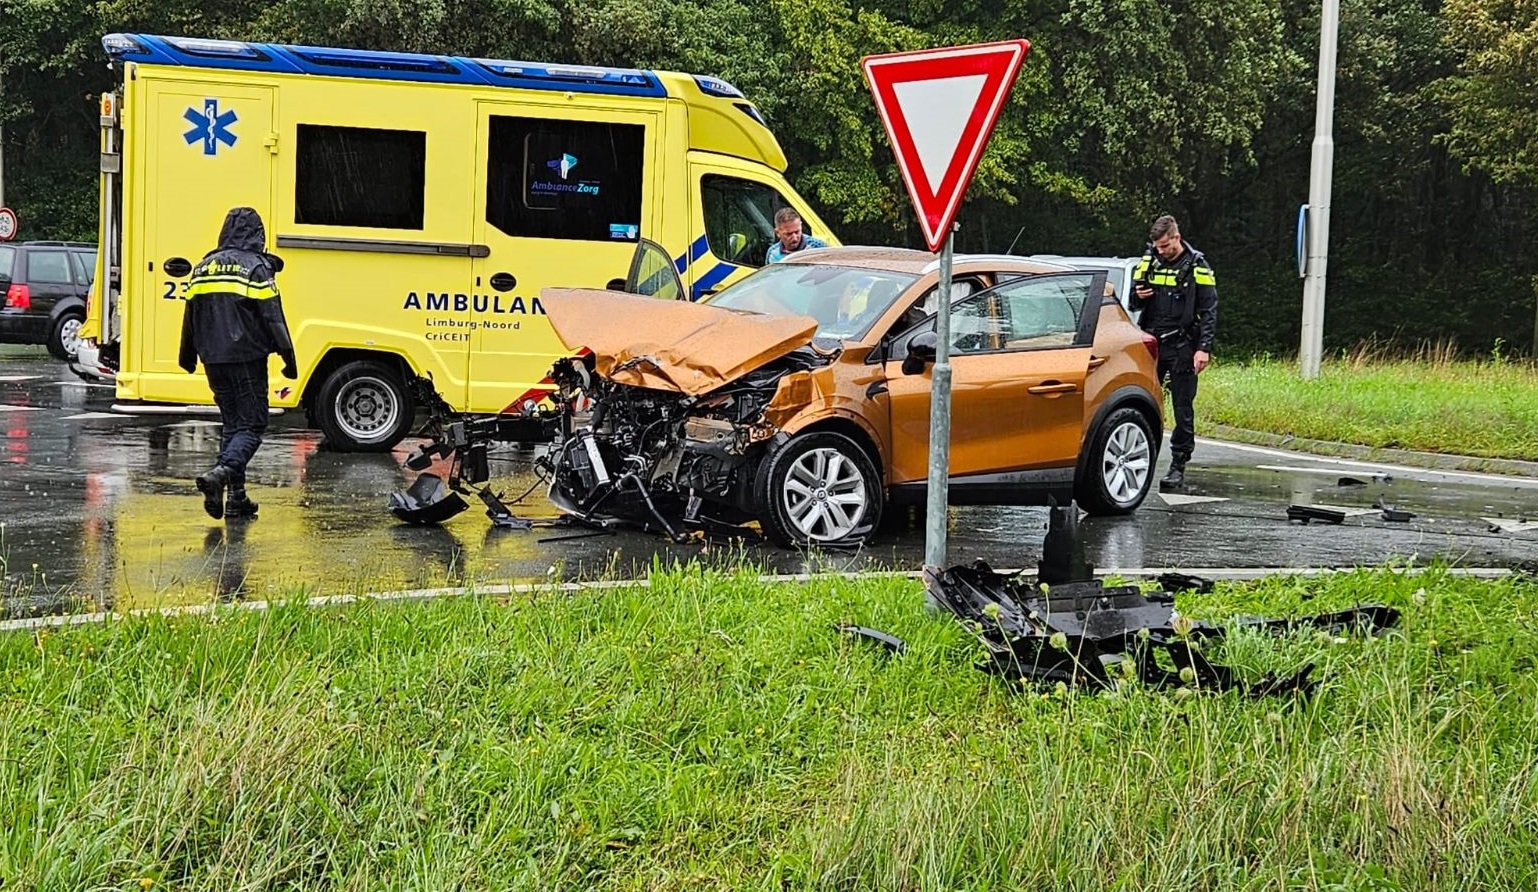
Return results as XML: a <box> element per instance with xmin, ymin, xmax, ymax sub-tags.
<box><xmin>1075</xmin><ymin>406</ymin><xmax>1155</xmax><ymax>515</ymax></box>
<box><xmin>757</xmin><ymin>431</ymin><xmax>883</xmax><ymax>548</ymax></box>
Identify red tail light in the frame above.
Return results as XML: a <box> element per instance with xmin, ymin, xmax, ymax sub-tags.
<box><xmin>4</xmin><ymin>283</ymin><xmax>30</xmax><ymax>311</ymax></box>
<box><xmin>1141</xmin><ymin>331</ymin><xmax>1159</xmax><ymax>363</ymax></box>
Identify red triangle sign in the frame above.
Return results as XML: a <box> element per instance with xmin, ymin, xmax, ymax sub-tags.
<box><xmin>862</xmin><ymin>40</ymin><xmax>1030</xmax><ymax>252</ymax></box>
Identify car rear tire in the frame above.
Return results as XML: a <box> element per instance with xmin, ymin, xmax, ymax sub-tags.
<box><xmin>47</xmin><ymin>310</ymin><xmax>85</xmax><ymax>362</ymax></box>
<box><xmin>1075</xmin><ymin>406</ymin><xmax>1155</xmax><ymax>515</ymax></box>
<box><xmin>314</xmin><ymin>359</ymin><xmax>414</xmax><ymax>452</ymax></box>
<box><xmin>757</xmin><ymin>431</ymin><xmax>883</xmax><ymax>547</ymax></box>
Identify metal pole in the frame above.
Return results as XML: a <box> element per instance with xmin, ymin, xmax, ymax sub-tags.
<box><xmin>1</xmin><ymin>45</ymin><xmax>6</xmax><ymax>209</ymax></box>
<box><xmin>1300</xmin><ymin>0</ymin><xmax>1340</xmax><ymax>380</ymax></box>
<box><xmin>922</xmin><ymin>228</ymin><xmax>955</xmax><ymax>605</ymax></box>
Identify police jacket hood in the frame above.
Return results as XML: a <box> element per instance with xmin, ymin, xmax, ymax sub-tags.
<box><xmin>179</xmin><ymin>207</ymin><xmax>296</xmax><ymax>372</ymax></box>
<box><xmin>215</xmin><ymin>206</ymin><xmax>285</xmax><ymax>272</ymax></box>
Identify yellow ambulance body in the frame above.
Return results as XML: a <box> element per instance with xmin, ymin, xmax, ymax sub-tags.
<box><xmin>84</xmin><ymin>33</ymin><xmax>836</xmax><ymax>450</ymax></box>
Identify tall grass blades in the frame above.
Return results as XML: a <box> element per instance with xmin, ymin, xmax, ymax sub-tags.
<box><xmin>2</xmin><ymin>566</ymin><xmax>1536</xmax><ymax>890</ymax></box>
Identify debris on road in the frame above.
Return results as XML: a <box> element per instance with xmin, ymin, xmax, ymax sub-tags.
<box><xmin>1287</xmin><ymin>504</ymin><xmax>1347</xmax><ymax>525</ymax></box>
<box><xmin>922</xmin><ymin>501</ymin><xmax>1399</xmax><ymax>695</ymax></box>
<box><xmin>1157</xmin><ymin>572</ymin><xmax>1215</xmax><ymax>593</ymax></box>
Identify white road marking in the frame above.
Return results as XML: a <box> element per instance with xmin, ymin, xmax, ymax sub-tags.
<box><xmin>1299</xmin><ymin>503</ymin><xmax>1379</xmax><ymax>518</ymax></box>
<box><xmin>0</xmin><ymin>404</ymin><xmax>42</xmax><ymax>412</ymax></box>
<box><xmin>1483</xmin><ymin>517</ymin><xmax>1538</xmax><ymax>534</ymax></box>
<box><xmin>63</xmin><ymin>412</ymin><xmax>122</xmax><ymax>420</ymax></box>
<box><xmin>1199</xmin><ymin>437</ymin><xmax>1538</xmax><ymax>486</ymax></box>
<box><xmin>1156</xmin><ymin>493</ymin><xmax>1229</xmax><ymax>506</ymax></box>
<box><xmin>0</xmin><ymin>375</ymin><xmax>43</xmax><ymax>382</ymax></box>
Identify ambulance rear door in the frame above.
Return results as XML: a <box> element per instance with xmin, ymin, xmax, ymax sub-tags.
<box><xmin>140</xmin><ymin>81</ymin><xmax>275</xmax><ymax>400</ymax></box>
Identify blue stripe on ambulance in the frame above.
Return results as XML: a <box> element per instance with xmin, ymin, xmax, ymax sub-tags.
<box><xmin>674</xmin><ymin>235</ymin><xmax>709</xmax><ymax>274</ymax></box>
<box><xmin>691</xmin><ymin>262</ymin><xmax>737</xmax><ymax>301</ymax></box>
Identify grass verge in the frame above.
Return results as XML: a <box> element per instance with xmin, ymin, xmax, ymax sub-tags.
<box><xmin>4</xmin><ymin>565</ymin><xmax>1537</xmax><ymax>889</ymax></box>
<box><xmin>1199</xmin><ymin>353</ymin><xmax>1538</xmax><ymax>460</ymax></box>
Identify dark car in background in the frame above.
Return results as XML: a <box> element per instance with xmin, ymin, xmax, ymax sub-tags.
<box><xmin>0</xmin><ymin>241</ymin><xmax>98</xmax><ymax>361</ymax></box>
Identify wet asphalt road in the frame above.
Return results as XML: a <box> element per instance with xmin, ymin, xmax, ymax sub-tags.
<box><xmin>2</xmin><ymin>346</ymin><xmax>1535</xmax><ymax>612</ymax></box>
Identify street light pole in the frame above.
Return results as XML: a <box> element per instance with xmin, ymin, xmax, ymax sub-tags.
<box><xmin>1300</xmin><ymin>0</ymin><xmax>1340</xmax><ymax>380</ymax></box>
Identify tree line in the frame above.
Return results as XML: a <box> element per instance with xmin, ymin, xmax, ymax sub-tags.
<box><xmin>3</xmin><ymin>0</ymin><xmax>1534</xmax><ymax>355</ymax></box>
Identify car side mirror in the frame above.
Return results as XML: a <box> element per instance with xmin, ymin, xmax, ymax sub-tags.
<box><xmin>902</xmin><ymin>331</ymin><xmax>938</xmax><ymax>375</ymax></box>
<box><xmin>728</xmin><ymin>232</ymin><xmax>748</xmax><ymax>259</ymax></box>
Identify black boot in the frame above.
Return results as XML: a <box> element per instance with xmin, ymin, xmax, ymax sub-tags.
<box><xmin>225</xmin><ymin>487</ymin><xmax>259</xmax><ymax>519</ymax></box>
<box><xmin>196</xmin><ymin>465</ymin><xmax>233</xmax><ymax>519</ymax></box>
<box><xmin>1160</xmin><ymin>461</ymin><xmax>1187</xmax><ymax>490</ymax></box>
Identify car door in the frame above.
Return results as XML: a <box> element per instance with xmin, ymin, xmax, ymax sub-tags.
<box><xmin>882</xmin><ymin>271</ymin><xmax>1105</xmax><ymax>496</ymax></box>
<box><xmin>71</xmin><ymin>250</ymin><xmax>98</xmax><ymax>298</ymax></box>
<box><xmin>23</xmin><ymin>250</ymin><xmax>75</xmax><ymax>322</ymax></box>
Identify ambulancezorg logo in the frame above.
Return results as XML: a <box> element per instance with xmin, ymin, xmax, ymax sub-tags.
<box><xmin>535</xmin><ymin>152</ymin><xmax>600</xmax><ymax>196</ymax></box>
<box><xmin>547</xmin><ymin>153</ymin><xmax>578</xmax><ymax>179</ymax></box>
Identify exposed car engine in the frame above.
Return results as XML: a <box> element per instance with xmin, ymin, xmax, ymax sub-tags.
<box><xmin>541</xmin><ymin>348</ymin><xmax>833</xmax><ymax>539</ymax></box>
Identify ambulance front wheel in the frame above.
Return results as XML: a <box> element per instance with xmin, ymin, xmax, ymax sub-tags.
<box><xmin>314</xmin><ymin>359</ymin><xmax>415</xmax><ymax>452</ymax></box>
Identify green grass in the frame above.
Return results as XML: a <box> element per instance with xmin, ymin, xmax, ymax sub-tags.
<box><xmin>4</xmin><ymin>565</ymin><xmax>1537</xmax><ymax>890</ymax></box>
<box><xmin>1199</xmin><ymin>354</ymin><xmax>1538</xmax><ymax>460</ymax></box>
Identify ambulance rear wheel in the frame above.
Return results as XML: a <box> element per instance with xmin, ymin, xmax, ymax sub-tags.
<box><xmin>315</xmin><ymin>360</ymin><xmax>414</xmax><ymax>452</ymax></box>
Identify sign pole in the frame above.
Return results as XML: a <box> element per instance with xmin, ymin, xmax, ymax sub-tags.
<box><xmin>923</xmin><ymin>228</ymin><xmax>955</xmax><ymax>599</ymax></box>
<box><xmin>859</xmin><ymin>38</ymin><xmax>1029</xmax><ymax>604</ymax></box>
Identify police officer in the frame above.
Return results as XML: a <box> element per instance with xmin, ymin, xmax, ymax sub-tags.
<box><xmin>178</xmin><ymin>207</ymin><xmax>297</xmax><ymax>520</ymax></box>
<box><xmin>1130</xmin><ymin>214</ymin><xmax>1217</xmax><ymax>488</ymax></box>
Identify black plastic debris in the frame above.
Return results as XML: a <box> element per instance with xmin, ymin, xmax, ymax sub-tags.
<box><xmin>925</xmin><ymin>560</ymin><xmax>1398</xmax><ymax>696</ymax></box>
<box><xmin>1287</xmin><ymin>504</ymin><xmax>1346</xmax><ymax>524</ymax></box>
<box><xmin>1375</xmin><ymin>499</ymin><xmax>1416</xmax><ymax>523</ymax></box>
<box><xmin>1157</xmin><ymin>572</ymin><xmax>1215</xmax><ymax>594</ymax></box>
<box><xmin>1038</xmin><ymin>500</ymin><xmax>1094</xmax><ymax>585</ymax></box>
<box><xmin>836</xmin><ymin>624</ymin><xmax>907</xmax><ymax>655</ymax></box>
<box><xmin>1337</xmin><ymin>476</ymin><xmax>1368</xmax><ymax>487</ymax></box>
<box><xmin>388</xmin><ymin>473</ymin><xmax>470</xmax><ymax>525</ymax></box>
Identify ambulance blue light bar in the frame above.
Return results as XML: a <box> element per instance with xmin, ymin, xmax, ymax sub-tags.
<box><xmin>102</xmin><ymin>34</ymin><xmax>668</xmax><ymax>96</ymax></box>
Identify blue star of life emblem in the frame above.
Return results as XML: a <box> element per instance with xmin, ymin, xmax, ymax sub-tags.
<box><xmin>184</xmin><ymin>99</ymin><xmax>238</xmax><ymax>156</ymax></box>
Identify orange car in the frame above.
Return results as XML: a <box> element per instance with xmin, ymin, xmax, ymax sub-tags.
<box><xmin>540</xmin><ymin>243</ymin><xmax>1163</xmax><ymax>547</ymax></box>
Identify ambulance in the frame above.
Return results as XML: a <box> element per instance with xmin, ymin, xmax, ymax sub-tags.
<box><xmin>81</xmin><ymin>33</ymin><xmax>837</xmax><ymax>450</ymax></box>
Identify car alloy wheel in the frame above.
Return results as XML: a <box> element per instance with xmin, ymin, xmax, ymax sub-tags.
<box><xmin>1100</xmin><ymin>418</ymin><xmax>1151</xmax><ymax>505</ymax></box>
<box><xmin>758</xmin><ymin>431</ymin><xmax>883</xmax><ymax>547</ymax></box>
<box><xmin>782</xmin><ymin>446</ymin><xmax>869</xmax><ymax>542</ymax></box>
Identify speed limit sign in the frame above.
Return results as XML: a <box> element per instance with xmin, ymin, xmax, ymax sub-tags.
<box><xmin>0</xmin><ymin>207</ymin><xmax>17</xmax><ymax>242</ymax></box>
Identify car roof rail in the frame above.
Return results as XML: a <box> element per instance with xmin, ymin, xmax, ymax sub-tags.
<box><xmin>21</xmin><ymin>240</ymin><xmax>96</xmax><ymax>248</ymax></box>
<box><xmin>929</xmin><ymin>253</ymin><xmax>1076</xmax><ymax>274</ymax></box>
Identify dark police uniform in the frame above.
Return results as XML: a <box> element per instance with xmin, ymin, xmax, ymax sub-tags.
<box><xmin>179</xmin><ymin>207</ymin><xmax>297</xmax><ymax>520</ymax></box>
<box><xmin>1130</xmin><ymin>243</ymin><xmax>1218</xmax><ymax>473</ymax></box>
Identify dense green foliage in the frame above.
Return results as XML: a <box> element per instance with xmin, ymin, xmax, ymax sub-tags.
<box><xmin>3</xmin><ymin>0</ymin><xmax>1536</xmax><ymax>353</ymax></box>
<box><xmin>3</xmin><ymin>567</ymin><xmax>1537</xmax><ymax>888</ymax></box>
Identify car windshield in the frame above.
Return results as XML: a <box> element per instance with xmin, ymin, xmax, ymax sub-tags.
<box><xmin>703</xmin><ymin>263</ymin><xmax>919</xmax><ymax>340</ymax></box>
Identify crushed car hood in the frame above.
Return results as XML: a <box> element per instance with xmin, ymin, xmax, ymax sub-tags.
<box><xmin>541</xmin><ymin>288</ymin><xmax>820</xmax><ymax>395</ymax></box>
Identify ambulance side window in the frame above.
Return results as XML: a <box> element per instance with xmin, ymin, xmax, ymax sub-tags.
<box><xmin>700</xmin><ymin>175</ymin><xmax>802</xmax><ymax>269</ymax></box>
<box><xmin>295</xmin><ymin>125</ymin><xmax>426</xmax><ymax>230</ymax></box>
<box><xmin>484</xmin><ymin>116</ymin><xmax>645</xmax><ymax>242</ymax></box>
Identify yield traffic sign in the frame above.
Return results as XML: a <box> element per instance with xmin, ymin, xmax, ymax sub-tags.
<box><xmin>861</xmin><ymin>40</ymin><xmax>1030</xmax><ymax>252</ymax></box>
